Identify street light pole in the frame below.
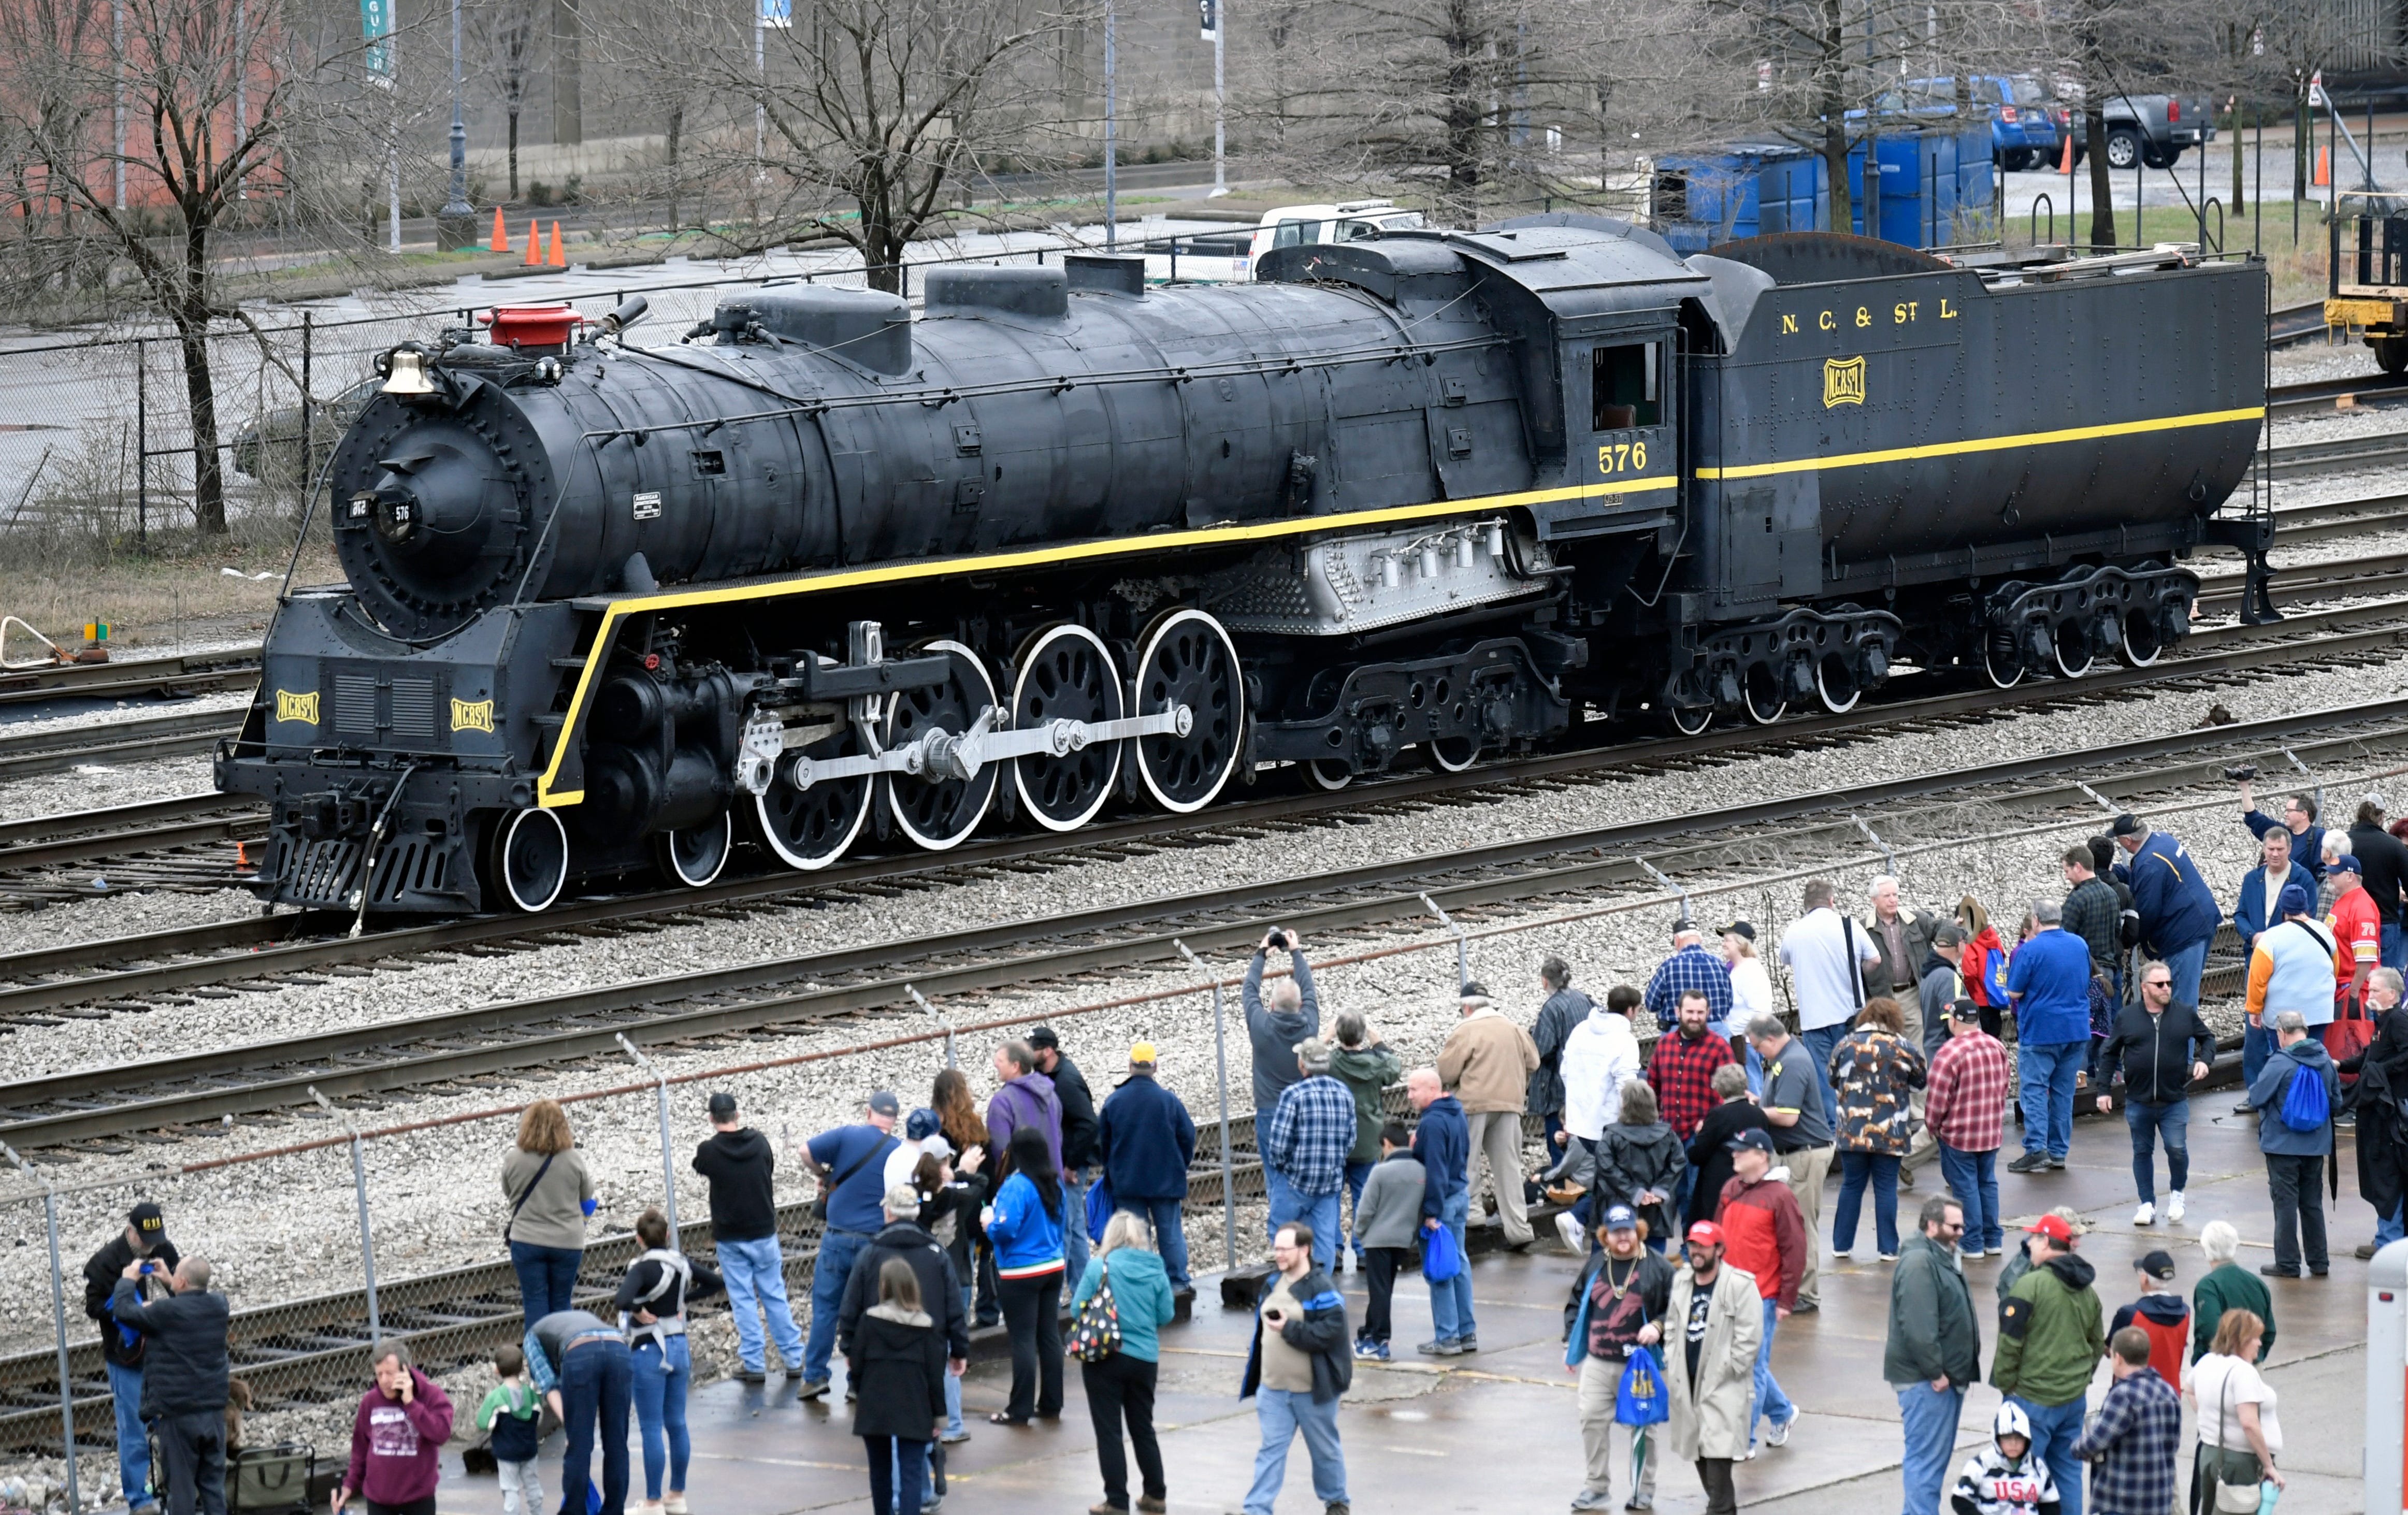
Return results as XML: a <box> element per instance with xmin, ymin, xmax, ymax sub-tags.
<box><xmin>1103</xmin><ymin>0</ymin><xmax>1117</xmax><ymax>251</ymax></box>
<box><xmin>437</xmin><ymin>0</ymin><xmax>476</xmax><ymax>248</ymax></box>
<box><xmin>1210</xmin><ymin>0</ymin><xmax>1227</xmax><ymax>197</ymax></box>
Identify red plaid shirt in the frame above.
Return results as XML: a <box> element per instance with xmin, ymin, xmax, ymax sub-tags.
<box><xmin>1646</xmin><ymin>1028</ymin><xmax>1739</xmax><ymax>1139</ymax></box>
<box><xmin>1925</xmin><ymin>1030</ymin><xmax>2009</xmax><ymax>1152</ymax></box>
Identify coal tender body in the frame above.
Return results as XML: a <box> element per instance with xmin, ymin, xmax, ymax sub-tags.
<box><xmin>217</xmin><ymin>223</ymin><xmax>2269</xmax><ymax>915</ymax></box>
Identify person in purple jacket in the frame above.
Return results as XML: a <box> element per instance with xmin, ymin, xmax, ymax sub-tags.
<box><xmin>333</xmin><ymin>1342</ymin><xmax>454</xmax><ymax>1515</ymax></box>
<box><xmin>986</xmin><ymin>1041</ymin><xmax>1063</xmax><ymax>1168</ymax></box>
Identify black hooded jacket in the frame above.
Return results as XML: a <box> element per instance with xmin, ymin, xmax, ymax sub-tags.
<box><xmin>693</xmin><ymin>1128</ymin><xmax>779</xmax><ymax>1243</ymax></box>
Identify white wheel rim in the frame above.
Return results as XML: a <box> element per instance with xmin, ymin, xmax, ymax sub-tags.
<box><xmin>2053</xmin><ymin>629</ymin><xmax>2092</xmax><ymax>679</ymax></box>
<box><xmin>1816</xmin><ymin>657</ymin><xmax>1861</xmax><ymax>714</ymax></box>
<box><xmin>755</xmin><ymin>764</ymin><xmax>870</xmax><ymax>872</ymax></box>
<box><xmin>1667</xmin><ymin>703</ymin><xmax>1711</xmax><ymax>736</ymax></box>
<box><xmin>1984</xmin><ymin>640</ymin><xmax>2025</xmax><ymax>689</ymax></box>
<box><xmin>885</xmin><ymin>639</ymin><xmax>998</xmax><ymax>851</ymax></box>
<box><xmin>2121</xmin><ymin>615</ymin><xmax>2161</xmax><ymax>668</ymax></box>
<box><xmin>663</xmin><ymin>810</ymin><xmax>732</xmax><ymax>888</ymax></box>
<box><xmin>1305</xmin><ymin>759</ymin><xmax>1353</xmax><ymax>791</ymax></box>
<box><xmin>1426</xmin><ymin>738</ymin><xmax>1480</xmax><ymax>773</ymax></box>
<box><xmin>1744</xmin><ymin>666</ymin><xmax>1787</xmax><ymax>726</ymax></box>
<box><xmin>1011</xmin><ymin>624</ymin><xmax>1124</xmax><ymax>833</ymax></box>
<box><xmin>1132</xmin><ymin>609</ymin><xmax>1243</xmax><ymax>814</ymax></box>
<box><xmin>498</xmin><ymin>807</ymin><xmax>568</xmax><ymax>914</ymax></box>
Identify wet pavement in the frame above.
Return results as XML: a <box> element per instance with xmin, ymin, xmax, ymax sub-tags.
<box><xmin>420</xmin><ymin>1096</ymin><xmax>2378</xmax><ymax>1513</ymax></box>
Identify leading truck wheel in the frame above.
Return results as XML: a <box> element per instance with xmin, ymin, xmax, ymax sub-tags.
<box><xmin>657</xmin><ymin>810</ymin><xmax>732</xmax><ymax>889</ymax></box>
<box><xmin>756</xmin><ymin>727</ymin><xmax>873</xmax><ymax>871</ymax></box>
<box><xmin>491</xmin><ymin>806</ymin><xmax>568</xmax><ymax>914</ymax></box>
<box><xmin>1011</xmin><ymin>623</ymin><xmax>1123</xmax><ymax>832</ymax></box>
<box><xmin>885</xmin><ymin>640</ymin><xmax>1000</xmax><ymax>850</ymax></box>
<box><xmin>1132</xmin><ymin>609</ymin><xmax>1243</xmax><ymax>813</ymax></box>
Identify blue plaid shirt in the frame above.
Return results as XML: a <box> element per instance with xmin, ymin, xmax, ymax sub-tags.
<box><xmin>2071</xmin><ymin>1367</ymin><xmax>2182</xmax><ymax>1515</ymax></box>
<box><xmin>1265</xmin><ymin>1074</ymin><xmax>1357</xmax><ymax>1195</ymax></box>
<box><xmin>1643</xmin><ymin>944</ymin><xmax>1733</xmax><ymax>1030</ymax></box>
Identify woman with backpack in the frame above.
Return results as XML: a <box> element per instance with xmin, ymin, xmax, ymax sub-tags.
<box><xmin>1956</xmin><ymin>897</ymin><xmax>2009</xmax><ymax>1041</ymax></box>
<box><xmin>500</xmin><ymin>1099</ymin><xmax>596</xmax><ymax>1323</ymax></box>
<box><xmin>1069</xmin><ymin>1210</ymin><xmax>1177</xmax><ymax>1514</ymax></box>
<box><xmin>614</xmin><ymin>1207</ymin><xmax>723</xmax><ymax>1515</ymax></box>
<box><xmin>849</xmin><ymin>1258</ymin><xmax>948</xmax><ymax>1515</ymax></box>
<box><xmin>982</xmin><ymin>1123</ymin><xmax>1069</xmax><ymax>1423</ymax></box>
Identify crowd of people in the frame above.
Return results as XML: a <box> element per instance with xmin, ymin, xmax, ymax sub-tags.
<box><xmin>71</xmin><ymin>780</ymin><xmax>2408</xmax><ymax>1515</ymax></box>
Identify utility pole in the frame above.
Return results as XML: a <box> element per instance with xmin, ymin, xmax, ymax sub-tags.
<box><xmin>112</xmin><ymin>0</ymin><xmax>125</xmax><ymax>209</ymax></box>
<box><xmin>1206</xmin><ymin>0</ymin><xmax>1227</xmax><ymax>197</ymax></box>
<box><xmin>234</xmin><ymin>0</ymin><xmax>247</xmax><ymax>197</ymax></box>
<box><xmin>1103</xmin><ymin>0</ymin><xmax>1117</xmax><ymax>250</ymax></box>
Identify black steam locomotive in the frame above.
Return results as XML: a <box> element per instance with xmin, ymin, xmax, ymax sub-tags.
<box><xmin>217</xmin><ymin>219</ymin><xmax>2271</xmax><ymax>915</ymax></box>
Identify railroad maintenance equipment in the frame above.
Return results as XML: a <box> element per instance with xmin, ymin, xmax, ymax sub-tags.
<box><xmin>217</xmin><ymin>220</ymin><xmax>2269</xmax><ymax>915</ymax></box>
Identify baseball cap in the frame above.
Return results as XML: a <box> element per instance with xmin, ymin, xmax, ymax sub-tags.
<box><xmin>1027</xmin><ymin>1025</ymin><xmax>1060</xmax><ymax>1051</ymax></box>
<box><xmin>2137</xmin><ymin>1249</ymin><xmax>2176</xmax><ymax>1281</ymax></box>
<box><xmin>1130</xmin><ymin>1041</ymin><xmax>1159</xmax><ymax>1065</ymax></box>
<box><xmin>867</xmin><ymin>1090</ymin><xmax>901</xmax><ymax>1117</ymax></box>
<box><xmin>1685</xmin><ymin>1221</ymin><xmax>1726</xmax><ymax>1247</ymax></box>
<box><xmin>919</xmin><ymin>1133</ymin><xmax>954</xmax><ymax>1163</ymax></box>
<box><xmin>1951</xmin><ymin>998</ymin><xmax>1982</xmax><ymax>1022</ymax></box>
<box><xmin>905</xmin><ymin>1107</ymin><xmax>941</xmax><ymax>1141</ymax></box>
<box><xmin>1602</xmin><ymin>1204</ymin><xmax>1639</xmax><ymax>1233</ymax></box>
<box><xmin>705</xmin><ymin>1091</ymin><xmax>738</xmax><ymax>1120</ymax></box>
<box><xmin>881</xmin><ymin>1182</ymin><xmax>921</xmax><ymax>1217</ymax></box>
<box><xmin>1731</xmin><ymin>1128</ymin><xmax>1775</xmax><ymax>1153</ymax></box>
<box><xmin>1672</xmin><ymin>918</ymin><xmax>1699</xmax><ymax>939</ymax></box>
<box><xmin>1719</xmin><ymin>921</ymin><xmax>1756</xmax><ymax>943</ymax></box>
<box><xmin>2110</xmin><ymin>813</ymin><xmax>2143</xmax><ymax>837</ymax></box>
<box><xmin>2277</xmin><ymin>882</ymin><xmax>2314</xmax><ymax>917</ymax></box>
<box><xmin>129</xmin><ymin>1203</ymin><xmax>166</xmax><ymax>1245</ymax></box>
<box><xmin>2332</xmin><ymin>854</ymin><xmax>2363</xmax><ymax>876</ymax></box>
<box><xmin>1459</xmin><ymin>980</ymin><xmax>1491</xmax><ymax>1001</ymax></box>
<box><xmin>2025</xmin><ymin>1214</ymin><xmax>2074</xmax><ymax>1244</ymax></box>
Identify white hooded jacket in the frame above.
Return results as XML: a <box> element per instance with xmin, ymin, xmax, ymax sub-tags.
<box><xmin>1558</xmin><ymin>1005</ymin><xmax>1642</xmax><ymax>1142</ymax></box>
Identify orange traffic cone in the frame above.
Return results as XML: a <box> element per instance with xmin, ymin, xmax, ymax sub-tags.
<box><xmin>488</xmin><ymin>207</ymin><xmax>509</xmax><ymax>253</ymax></box>
<box><xmin>234</xmin><ymin>840</ymin><xmax>250</xmax><ymax>873</ymax></box>
<box><xmin>2060</xmin><ymin>131</ymin><xmax>2074</xmax><ymax>175</ymax></box>
<box><xmin>524</xmin><ymin>219</ymin><xmax>541</xmax><ymax>266</ymax></box>
<box><xmin>546</xmin><ymin>221</ymin><xmax>566</xmax><ymax>267</ymax></box>
<box><xmin>2317</xmin><ymin>145</ymin><xmax>2331</xmax><ymax>187</ymax></box>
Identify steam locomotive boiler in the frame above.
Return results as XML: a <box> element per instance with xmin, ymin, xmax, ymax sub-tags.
<box><xmin>217</xmin><ymin>218</ymin><xmax>2271</xmax><ymax>915</ymax></box>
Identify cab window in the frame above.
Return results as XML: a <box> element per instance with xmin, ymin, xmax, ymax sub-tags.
<box><xmin>1592</xmin><ymin>342</ymin><xmax>1660</xmax><ymax>429</ymax></box>
<box><xmin>1271</xmin><ymin>219</ymin><xmax>1322</xmax><ymax>249</ymax></box>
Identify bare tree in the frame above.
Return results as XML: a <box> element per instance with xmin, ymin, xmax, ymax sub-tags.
<box><xmin>474</xmin><ymin>0</ymin><xmax>544</xmax><ymax>199</ymax></box>
<box><xmin>622</xmin><ymin>0</ymin><xmax>1092</xmax><ymax>293</ymax></box>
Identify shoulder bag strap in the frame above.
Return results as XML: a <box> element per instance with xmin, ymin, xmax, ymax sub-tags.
<box><xmin>825</xmin><ymin>1134</ymin><xmax>896</xmax><ymax>1204</ymax></box>
<box><xmin>504</xmin><ymin>1151</ymin><xmax>558</xmax><ymax>1244</ymax></box>
<box><xmin>1842</xmin><ymin>917</ymin><xmax>1866</xmax><ymax>1009</ymax></box>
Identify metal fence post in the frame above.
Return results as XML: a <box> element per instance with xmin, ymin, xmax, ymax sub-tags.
<box><xmin>1635</xmin><ymin>861</ymin><xmax>1694</xmax><ymax>927</ymax></box>
<box><xmin>1420</xmin><ymin>892</ymin><xmax>1470</xmax><ymax>988</ymax></box>
<box><xmin>3</xmin><ymin>1145</ymin><xmax>78</xmax><ymax>1509</ymax></box>
<box><xmin>906</xmin><ymin>985</ymin><xmax>953</xmax><ymax>1069</ymax></box>
<box><xmin>300</xmin><ymin>312</ymin><xmax>314</xmax><ymax>483</ymax></box>
<box><xmin>1850</xmin><ymin>817</ymin><xmax>1897</xmax><ymax>877</ymax></box>
<box><xmin>616</xmin><ymin>1035</ymin><xmax>681</xmax><ymax>1239</ymax></box>
<box><xmin>309</xmin><ymin>1090</ymin><xmax>381</xmax><ymax>1345</ymax></box>
<box><xmin>1174</xmin><ymin>940</ymin><xmax>1236</xmax><ymax>1271</ymax></box>
<box><xmin>134</xmin><ymin>340</ymin><xmax>147</xmax><ymax>547</ymax></box>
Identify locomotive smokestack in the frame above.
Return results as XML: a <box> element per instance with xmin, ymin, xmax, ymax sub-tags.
<box><xmin>601</xmin><ymin>294</ymin><xmax>650</xmax><ymax>338</ymax></box>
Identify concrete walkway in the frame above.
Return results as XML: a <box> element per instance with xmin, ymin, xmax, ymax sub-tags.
<box><xmin>419</xmin><ymin>1099</ymin><xmax>2378</xmax><ymax>1513</ymax></box>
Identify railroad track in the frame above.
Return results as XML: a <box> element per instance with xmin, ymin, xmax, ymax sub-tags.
<box><xmin>2269</xmin><ymin>373</ymin><xmax>2408</xmax><ymax>417</ymax></box>
<box><xmin>2269</xmin><ymin>302</ymin><xmax>2326</xmax><ymax>348</ymax></box>
<box><xmin>0</xmin><ymin>706</ymin><xmax>239</xmax><ymax>783</ymax></box>
<box><xmin>0</xmin><ymin>647</ymin><xmax>257</xmax><ymax>711</ymax></box>
<box><xmin>5</xmin><ymin>586</ymin><xmax>2408</xmax><ymax>1030</ymax></box>
<box><xmin>8</xmin><ymin>689</ymin><xmax>2406</xmax><ymax>1162</ymax></box>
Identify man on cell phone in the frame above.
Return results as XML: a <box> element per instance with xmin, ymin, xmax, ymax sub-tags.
<box><xmin>85</xmin><ymin>1203</ymin><xmax>181</xmax><ymax>1515</ymax></box>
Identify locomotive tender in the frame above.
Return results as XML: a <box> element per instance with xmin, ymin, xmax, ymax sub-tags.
<box><xmin>217</xmin><ymin>218</ymin><xmax>2271</xmax><ymax>915</ymax></box>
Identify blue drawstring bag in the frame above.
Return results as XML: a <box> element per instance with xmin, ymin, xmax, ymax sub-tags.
<box><xmin>1616</xmin><ymin>1347</ymin><xmax>1670</xmax><ymax>1426</ymax></box>
<box><xmin>1420</xmin><ymin>1222</ymin><xmax>1462</xmax><ymax>1282</ymax></box>
<box><xmin>1087</xmin><ymin>1173</ymin><xmax>1115</xmax><ymax>1243</ymax></box>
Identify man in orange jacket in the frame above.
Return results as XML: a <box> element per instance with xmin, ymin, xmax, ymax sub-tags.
<box><xmin>1715</xmin><ymin>1129</ymin><xmax>1805</xmax><ymax>1459</ymax></box>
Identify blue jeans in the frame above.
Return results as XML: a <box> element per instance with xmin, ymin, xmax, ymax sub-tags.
<box><xmin>804</xmin><ymin>1229</ymin><xmax>873</xmax><ymax>1385</ymax></box>
<box><xmin>560</xmin><ymin>1338</ymin><xmax>633</xmax><ymax>1515</ymax></box>
<box><xmin>1343</xmin><ymin>1160</ymin><xmax>1374</xmax><ymax>1258</ymax></box>
<box><xmin>716</xmin><ymin>1234</ymin><xmax>805</xmax><ymax>1373</ymax></box>
<box><xmin>1132</xmin><ymin>1195</ymin><xmax>1190</xmax><ymax>1290</ymax></box>
<box><xmin>1834</xmin><ymin>1151</ymin><xmax>1901</xmax><ymax>1255</ymax></box>
<box><xmin>630</xmin><ymin>1335</ymin><xmax>690</xmax><ymax>1499</ymax></box>
<box><xmin>863</xmin><ymin>1434</ymin><xmax>927</xmax><ymax>1515</ymax></box>
<box><xmin>2017</xmin><ymin>1041</ymin><xmax>2083</xmax><ymax>1159</ymax></box>
<box><xmin>1243</xmin><ymin>1388</ymin><xmax>1348</xmax><ymax>1513</ymax></box>
<box><xmin>2160</xmin><ymin>939</ymin><xmax>2209</xmax><ymax>1018</ymax></box>
<box><xmin>1267</xmin><ymin>1171</ymin><xmax>1343</xmax><ymax>1271</ymax></box>
<box><xmin>1798</xmin><ymin>1023</ymin><xmax>1848</xmax><ymax>1126</ymax></box>
<box><xmin>2125</xmin><ymin>1098</ymin><xmax>2190</xmax><ymax>1204</ymax></box>
<box><xmin>2010</xmin><ymin>1395</ymin><xmax>2087</xmax><ymax>1515</ymax></box>
<box><xmin>2378</xmin><ymin>1199</ymin><xmax>2407</xmax><ymax>1248</ymax></box>
<box><xmin>2385</xmin><ymin>921</ymin><xmax>2405</xmax><ymax>972</ymax></box>
<box><xmin>1426</xmin><ymin>1191</ymin><xmax>1476</xmax><ymax>1342</ymax></box>
<box><xmin>1938</xmin><ymin>1144</ymin><xmax>2001</xmax><ymax>1254</ymax></box>
<box><xmin>2242</xmin><ymin>1018</ymin><xmax>2274</xmax><ymax>1095</ymax></box>
<box><xmin>1748</xmin><ymin>1295</ymin><xmax>1794</xmax><ymax>1445</ymax></box>
<box><xmin>1063</xmin><ymin>1172</ymin><xmax>1092</xmax><ymax>1287</ymax></box>
<box><xmin>508</xmin><ymin>1240</ymin><xmax>583</xmax><ymax>1321</ymax></box>
<box><xmin>1897</xmin><ymin>1381</ymin><xmax>1964</xmax><ymax>1515</ymax></box>
<box><xmin>107</xmin><ymin>1359</ymin><xmax>149</xmax><ymax>1505</ymax></box>
<box><xmin>1744</xmin><ymin>1041</ymin><xmax>1766</xmax><ymax>1098</ymax></box>
<box><xmin>943</xmin><ymin>1368</ymin><xmax>963</xmax><ymax>1438</ymax></box>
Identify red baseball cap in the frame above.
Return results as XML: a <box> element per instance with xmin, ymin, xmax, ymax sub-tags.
<box><xmin>1685</xmin><ymin>1221</ymin><xmax>1726</xmax><ymax>1247</ymax></box>
<box><xmin>2025</xmin><ymin>1214</ymin><xmax>2073</xmax><ymax>1244</ymax></box>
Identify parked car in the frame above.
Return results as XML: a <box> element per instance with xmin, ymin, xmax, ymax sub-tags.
<box><xmin>2055</xmin><ymin>88</ymin><xmax>2215</xmax><ymax>170</ymax></box>
<box><xmin>231</xmin><ymin>374</ymin><xmax>380</xmax><ymax>481</ymax></box>
<box><xmin>1242</xmin><ymin>200</ymin><xmax>1428</xmax><ymax>272</ymax></box>
<box><xmin>1899</xmin><ymin>75</ymin><xmax>2061</xmax><ymax>171</ymax></box>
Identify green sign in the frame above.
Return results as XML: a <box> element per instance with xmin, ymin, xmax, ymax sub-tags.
<box><xmin>361</xmin><ymin>0</ymin><xmax>392</xmax><ymax>82</ymax></box>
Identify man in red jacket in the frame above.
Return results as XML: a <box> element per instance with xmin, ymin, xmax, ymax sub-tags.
<box><xmin>1715</xmin><ymin>1129</ymin><xmax>1805</xmax><ymax>1460</ymax></box>
<box><xmin>334</xmin><ymin>1341</ymin><xmax>454</xmax><ymax>1515</ymax></box>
